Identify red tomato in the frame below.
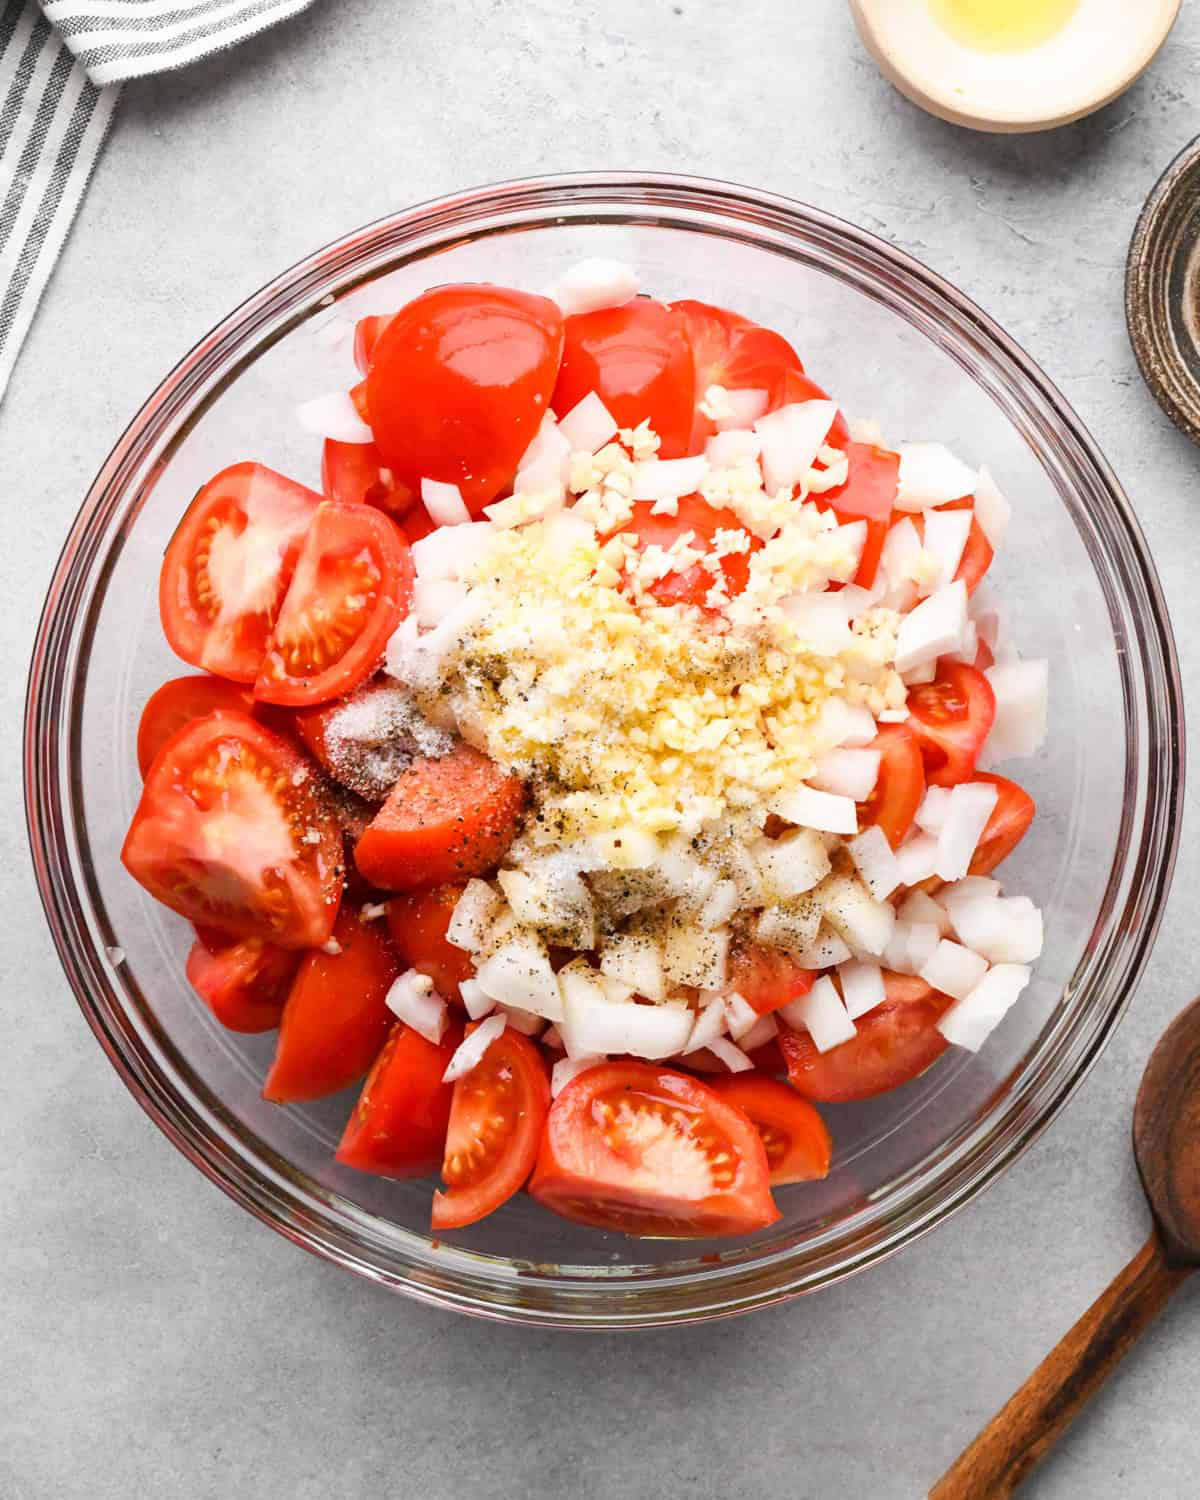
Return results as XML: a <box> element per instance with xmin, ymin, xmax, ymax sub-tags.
<box><xmin>262</xmin><ymin>908</ymin><xmax>398</xmax><ymax>1102</ymax></box>
<box><xmin>528</xmin><ymin>1062</ymin><xmax>780</xmax><ymax>1237</ymax></box>
<box><xmin>121</xmin><ymin>711</ymin><xmax>342</xmax><ymax>948</ymax></box>
<box><xmin>913</xmin><ymin>499</ymin><xmax>993</xmax><ymax>596</ymax></box>
<box><xmin>907</xmin><ymin>661</ymin><xmax>996</xmax><ymax>787</ymax></box>
<box><xmin>159</xmin><ymin>463</ymin><xmax>321</xmax><ymax>683</ymax></box>
<box><xmin>253</xmin><ymin>502</ymin><xmax>413</xmax><ymax>708</ymax></box>
<box><xmin>431</xmin><ymin>1026</ymin><xmax>550</xmax><ymax>1230</ymax></box>
<box><xmin>349</xmin><ymin>379</ymin><xmax>370</xmax><ymax>423</ymax></box>
<box><xmin>292</xmin><ymin>677</ymin><xmax>420</xmax><ymax>801</ymax></box>
<box><xmin>386</xmin><ymin>883</ymin><xmax>474</xmax><ymax>1004</ymax></box>
<box><xmin>186</xmin><ymin>927</ymin><xmax>301</xmax><ymax>1033</ymax></box>
<box><xmin>353</xmin><ymin>313</ymin><xmax>394</xmax><ymax>374</ymax></box>
<box><xmin>710</xmin><ymin>1077</ymin><xmax>832</xmax><ymax>1186</ymax></box>
<box><xmin>727</xmin><ymin>942</ymin><xmax>817</xmax><ymax>1017</ymax></box>
<box><xmin>136</xmin><ymin>675</ymin><xmax>255</xmax><ymax>777</ymax></box>
<box><xmin>321</xmin><ymin>438</ymin><xmax>414</xmax><ymax>519</ymax></box>
<box><xmin>968</xmin><ymin>772</ymin><xmax>1036</xmax><ymax>876</ymax></box>
<box><xmin>780</xmin><ymin>973</ymin><xmax>953</xmax><ymax>1103</ymax></box>
<box><xmin>607</xmin><ymin>495</ymin><xmax>760</xmax><ymax>610</ymax></box>
<box><xmin>817</xmin><ymin>442</ymin><xmax>900</xmax><ymax>590</ymax></box>
<box><xmin>354</xmin><ymin>745</ymin><xmax>526</xmax><ymax>892</ymax></box>
<box><xmin>400</xmin><ymin>507</ymin><xmax>437</xmax><ymax>544</ymax></box>
<box><xmin>336</xmin><ymin>1020</ymin><xmax>461</xmax><ymax>1178</ymax></box>
<box><xmin>858</xmin><ymin>723</ymin><xmax>925</xmax><ymax>848</ymax></box>
<box><xmin>669</xmin><ymin>299</ymin><xmax>805</xmax><ymax>451</ymax></box>
<box><xmin>551</xmin><ymin>298</ymin><xmax>694</xmax><ymax>459</ymax></box>
<box><xmin>366</xmin><ymin>285</ymin><xmax>564</xmax><ymax>513</ymax></box>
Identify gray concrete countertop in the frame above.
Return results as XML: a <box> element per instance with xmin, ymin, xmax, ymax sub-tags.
<box><xmin>4</xmin><ymin>3</ymin><xmax>1199</xmax><ymax>1496</ymax></box>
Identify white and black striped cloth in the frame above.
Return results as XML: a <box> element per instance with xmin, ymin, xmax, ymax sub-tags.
<box><xmin>0</xmin><ymin>0</ymin><xmax>317</xmax><ymax>397</ymax></box>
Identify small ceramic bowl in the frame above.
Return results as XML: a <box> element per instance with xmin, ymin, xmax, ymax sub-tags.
<box><xmin>1127</xmin><ymin>136</ymin><xmax>1200</xmax><ymax>446</ymax></box>
<box><xmin>849</xmin><ymin>0</ymin><xmax>1180</xmax><ymax>134</ymax></box>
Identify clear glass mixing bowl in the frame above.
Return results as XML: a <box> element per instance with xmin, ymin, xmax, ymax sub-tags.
<box><xmin>24</xmin><ymin>174</ymin><xmax>1183</xmax><ymax>1327</ymax></box>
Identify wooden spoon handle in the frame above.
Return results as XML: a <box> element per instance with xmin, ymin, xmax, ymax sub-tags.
<box><xmin>931</xmin><ymin>1231</ymin><xmax>1191</xmax><ymax>1499</ymax></box>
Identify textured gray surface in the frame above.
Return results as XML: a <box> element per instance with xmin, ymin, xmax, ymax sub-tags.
<box><xmin>3</xmin><ymin>2</ymin><xmax>1199</xmax><ymax>1496</ymax></box>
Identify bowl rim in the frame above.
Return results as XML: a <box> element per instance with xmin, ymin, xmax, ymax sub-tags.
<box><xmin>24</xmin><ymin>170</ymin><xmax>1184</xmax><ymax>1327</ymax></box>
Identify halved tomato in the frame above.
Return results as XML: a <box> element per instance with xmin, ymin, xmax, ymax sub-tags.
<box><xmin>353</xmin><ymin>313</ymin><xmax>395</xmax><ymax>374</ymax></box>
<box><xmin>367</xmin><ymin>285</ymin><xmax>564</xmax><ymax>513</ymax></box>
<box><xmin>431</xmin><ymin>1026</ymin><xmax>550</xmax><ymax>1230</ymax></box>
<box><xmin>528</xmin><ymin>1062</ymin><xmax>780</xmax><ymax>1237</ymax></box>
<box><xmin>386</xmin><ymin>883</ymin><xmax>474</xmax><ymax>1005</ymax></box>
<box><xmin>400</xmin><ymin>507</ymin><xmax>438</xmax><ymax>545</ymax></box>
<box><xmin>121</xmin><ymin>711</ymin><xmax>342</xmax><ymax>948</ymax></box>
<box><xmin>817</xmin><ymin>442</ymin><xmax>900</xmax><ymax>590</ymax></box>
<box><xmin>606</xmin><ymin>495</ymin><xmax>760</xmax><ymax>610</ymax></box>
<box><xmin>159</xmin><ymin>463</ymin><xmax>321</xmax><ymax>683</ymax></box>
<box><xmin>907</xmin><ymin>661</ymin><xmax>996</xmax><ymax>787</ymax></box>
<box><xmin>321</xmin><ymin>438</ymin><xmax>414</xmax><ymax>518</ymax></box>
<box><xmin>186</xmin><ymin>927</ymin><xmax>301</xmax><ymax>1032</ymax></box>
<box><xmin>780</xmin><ymin>973</ymin><xmax>953</xmax><ymax>1103</ymax></box>
<box><xmin>710</xmin><ymin>1077</ymin><xmax>832</xmax><ymax>1186</ymax></box>
<box><xmin>727</xmin><ymin>942</ymin><xmax>817</xmax><ymax>1017</ymax></box>
<box><xmin>263</xmin><ymin>908</ymin><xmax>398</xmax><ymax>1102</ymax></box>
<box><xmin>551</xmin><ymin>297</ymin><xmax>695</xmax><ymax>458</ymax></box>
<box><xmin>968</xmin><ymin>772</ymin><xmax>1036</xmax><ymax>876</ymax></box>
<box><xmin>336</xmin><ymin>1020</ymin><xmax>461</xmax><ymax>1178</ymax></box>
<box><xmin>913</xmin><ymin>498</ymin><xmax>994</xmax><ymax>596</ymax></box>
<box><xmin>254</xmin><ymin>502</ymin><xmax>413</xmax><ymax>707</ymax></box>
<box><xmin>354</xmin><ymin>745</ymin><xmax>526</xmax><ymax>892</ymax></box>
<box><xmin>858</xmin><ymin>723</ymin><xmax>925</xmax><ymax>848</ymax></box>
<box><xmin>136</xmin><ymin>674</ymin><xmax>255</xmax><ymax>777</ymax></box>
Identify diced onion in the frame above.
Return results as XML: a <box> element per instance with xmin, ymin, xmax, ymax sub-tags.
<box><xmin>724</xmin><ymin>993</ymin><xmax>759</xmax><ymax>1041</ymax></box>
<box><xmin>551</xmin><ymin>1054</ymin><xmax>605</xmax><ymax>1098</ymax></box>
<box><xmin>781</xmin><ymin>592</ymin><xmax>854</xmax><ymax>655</ymax></box>
<box><xmin>935</xmin><ymin>781</ymin><xmax>999</xmax><ymax>882</ymax></box>
<box><xmin>599</xmin><ymin>932</ymin><xmax>666</xmax><ymax>1002</ymax></box>
<box><xmin>894</xmin><ymin>581</ymin><xmax>968</xmax><ymax>674</ymax></box>
<box><xmin>755</xmin><ymin>401</ymin><xmax>839</xmax><ymax>494</ymax></box>
<box><xmin>706</xmin><ymin>428</ymin><xmax>762</xmax><ymax>467</ymax></box>
<box><xmin>922</xmin><ymin>508</ymin><xmax>972</xmax><ymax>592</ymax></box>
<box><xmin>412</xmin><ymin>576</ymin><xmax>468</xmax><ymax>629</ymax></box>
<box><xmin>882</xmin><ymin>919</ymin><xmax>940</xmax><ymax>976</ymax></box>
<box><xmin>779</xmin><ymin>975</ymin><xmax>856</xmax><ymax>1053</ymax></box>
<box><xmin>812</xmin><ymin>747</ymin><xmax>881</xmax><ymax>802</ymax></box>
<box><xmin>983</xmin><ymin>660</ymin><xmax>1049</xmax><ymax>763</ymax></box>
<box><xmin>514</xmin><ymin>416</ymin><xmax>571</xmax><ymax>495</ymax></box>
<box><xmin>698</xmin><ymin>879</ymin><xmax>740</xmax><ymax>930</ymax></box>
<box><xmin>446</xmin><ymin>880</ymin><xmax>503</xmax><ymax>953</ymax></box>
<box><xmin>914</xmin><ymin>786</ymin><xmax>952</xmax><ymax>835</ymax></box>
<box><xmin>815</xmin><ymin>698</ymin><xmax>880</xmax><ymax>749</ymax></box>
<box><xmin>769</xmin><ymin>783</ymin><xmax>858</xmax><ymax>835</ymax></box>
<box><xmin>716</xmin><ymin>388</ymin><xmax>770</xmax><ymax>430</ymax></box>
<box><xmin>385</xmin><ymin>969</ymin><xmax>447</xmax><ymax>1044</ymax></box>
<box><xmin>939</xmin><ymin>886</ymin><xmax>1044</xmax><ymax>964</ymax></box>
<box><xmin>973</xmin><ymin>466</ymin><xmax>1011</xmax><ymax>550</ymax></box>
<box><xmin>738</xmin><ymin>1011</ymin><xmax>778</xmax><ymax>1052</ymax></box>
<box><xmin>793</xmin><ymin>926</ymin><xmax>853</xmax><ymax>969</ymax></box>
<box><xmin>557</xmin><ymin>391</ymin><xmax>619</xmax><ymax>454</ymax></box>
<box><xmin>895</xmin><ymin>443</ymin><xmax>978</xmax><ymax>512</ymax></box>
<box><xmin>442</xmin><ymin>1013</ymin><xmax>507</xmax><ymax>1083</ymax></box>
<box><xmin>707</xmin><ymin>1036</ymin><xmax>755</xmax><ymax>1073</ymax></box>
<box><xmin>895</xmin><ymin>832</ymin><xmax>940</xmax><ymax>887</ymax></box>
<box><xmin>549</xmin><ymin>258</ymin><xmax>639</xmax><ymax>317</ymax></box>
<box><xmin>919</xmin><ymin>939</ymin><xmax>989</xmax><ymax>1001</ymax></box>
<box><xmin>818</xmin><ymin>873</ymin><xmax>895</xmax><ymax>957</ymax></box>
<box><xmin>631</xmin><ymin>455</ymin><xmax>710</xmax><ymax>502</ymax></box>
<box><xmin>458</xmin><ymin>977</ymin><xmax>497</xmax><ymax>1021</ymax></box>
<box><xmin>420</xmin><ymin>477</ymin><xmax>471</xmax><ymax>526</ymax></box>
<box><xmin>838</xmin><ymin>959</ymin><xmax>886</xmax><ymax>1020</ymax></box>
<box><xmin>847</xmin><ymin>824</ymin><xmax>902</xmax><ymax>901</ymax></box>
<box><xmin>754</xmin><ymin>829</ymin><xmax>831</xmax><ymax>898</ymax></box>
<box><xmin>474</xmin><ymin>933</ymin><xmax>564</xmax><ymax>1020</ymax></box>
<box><xmin>684</xmin><ymin>996</ymin><xmax>729</xmax><ymax>1054</ymax></box>
<box><xmin>410</xmin><ymin>522</ymin><xmax>496</xmax><ymax>584</ymax></box>
<box><xmin>897</xmin><ymin>888</ymin><xmax>953</xmax><ymax>935</ymax></box>
<box><xmin>499</xmin><ymin>1004</ymin><xmax>546</xmax><ymax>1036</ymax></box>
<box><xmin>296</xmin><ymin>390</ymin><xmax>373</xmax><ymax>444</ymax></box>
<box><xmin>937</xmin><ymin>964</ymin><xmax>1031</xmax><ymax>1051</ymax></box>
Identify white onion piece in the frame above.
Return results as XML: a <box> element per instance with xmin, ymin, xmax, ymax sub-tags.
<box><xmin>838</xmin><ymin>960</ymin><xmax>886</xmax><ymax>1020</ymax></box>
<box><xmin>895</xmin><ymin>832</ymin><xmax>940</xmax><ymax>887</ymax></box>
<box><xmin>877</xmin><ymin>708</ymin><xmax>909</xmax><ymax>723</ymax></box>
<box><xmin>847</xmin><ymin>824</ymin><xmax>903</xmax><ymax>901</ymax></box>
<box><xmin>412</xmin><ymin>576</ymin><xmax>468</xmax><ymax>629</ymax></box>
<box><xmin>849</xmin><ymin>414</ymin><xmax>883</xmax><ymax>444</ymax></box>
<box><xmin>914</xmin><ymin>786</ymin><xmax>952</xmax><ymax>835</ymax></box>
<box><xmin>446</xmin><ymin>880</ymin><xmax>503</xmax><ymax>953</ymax></box>
<box><xmin>551</xmin><ymin>1054</ymin><xmax>605</xmax><ymax>1098</ymax></box>
<box><xmin>780</xmin><ymin>976</ymin><xmax>856</xmax><ymax>1053</ymax></box>
<box><xmin>599</xmin><ymin>932</ymin><xmax>666</xmax><ymax>1002</ymax></box>
<box><xmin>920</xmin><ymin>939</ymin><xmax>989</xmax><ymax>1001</ymax></box>
<box><xmin>698</xmin><ymin>879</ymin><xmax>740</xmax><ymax>931</ymax></box>
<box><xmin>819</xmin><ymin>874</ymin><xmax>895</xmax><ymax>957</ymax></box>
<box><xmin>420</xmin><ymin>477</ymin><xmax>471</xmax><ymax>526</ymax></box>
<box><xmin>903</xmin><ymin>660</ymin><xmax>938</xmax><ymax>686</ymax></box>
<box><xmin>443</xmin><ymin>1013</ymin><xmax>508</xmax><ymax>1083</ymax></box>
<box><xmin>943</xmin><ymin>619</ymin><xmax>979</xmax><ymax>667</ymax></box>
<box><xmin>781</xmin><ymin>592</ymin><xmax>854</xmax><ymax>655</ymax></box>
<box><xmin>881</xmin><ymin>520</ymin><xmax>923</xmax><ymax>591</ymax></box>
<box><xmin>684</xmin><ymin>996</ymin><xmax>729</xmax><ymax>1054</ymax></box>
<box><xmin>812</xmin><ymin>748</ymin><xmax>882</xmax><ymax>802</ymax></box>
<box><xmin>724</xmin><ymin>993</ymin><xmax>759</xmax><ymax>1042</ymax></box>
<box><xmin>922</xmin><ymin>508</ymin><xmax>973</xmax><ymax>592</ymax></box>
<box><xmin>754</xmin><ymin>829</ymin><xmax>831</xmax><ymax>898</ymax></box>
<box><xmin>739</xmin><ymin>1012</ymin><xmax>778</xmax><ymax>1053</ymax></box>
<box><xmin>499</xmin><ymin>1004</ymin><xmax>546</xmax><ymax>1037</ymax></box>
<box><xmin>938</xmin><ymin>964</ymin><xmax>1030</xmax><ymax>1051</ymax></box>
<box><xmin>833</xmin><ymin>520</ymin><xmax>867</xmax><ymax>569</ymax></box>
<box><xmin>935</xmin><ymin>781</ymin><xmax>999</xmax><ymax>882</ymax></box>
<box><xmin>707</xmin><ymin>1036</ymin><xmax>755</xmax><ymax>1073</ymax></box>
<box><xmin>385</xmin><ymin>970</ymin><xmax>447</xmax><ymax>1044</ymax></box>
<box><xmin>717</xmin><ymin>388</ymin><xmax>770</xmax><ymax>430</ymax></box>
<box><xmin>883</xmin><ymin>919</ymin><xmax>940</xmax><ymax>976</ymax></box>
<box><xmin>458</xmin><ymin>978</ymin><xmax>497</xmax><ymax>1022</ymax></box>
<box><xmin>557</xmin><ymin>391</ymin><xmax>618</xmax><ymax>454</ymax></box>
<box><xmin>895</xmin><ymin>443</ymin><xmax>978</xmax><ymax>512</ymax></box>
<box><xmin>411</xmin><ymin>522</ymin><xmax>495</xmax><ymax>584</ymax></box>
<box><xmin>631</xmin><ymin>455</ymin><xmax>710</xmax><ymax>502</ymax></box>
<box><xmin>794</xmin><ymin>927</ymin><xmax>853</xmax><ymax>969</ymax></box>
<box><xmin>296</xmin><ymin>390</ymin><xmax>373</xmax><ymax>444</ymax></box>
<box><xmin>940</xmin><ymin>888</ymin><xmax>1043</xmax><ymax>964</ymax></box>
<box><xmin>514</xmin><ymin>417</ymin><xmax>570</xmax><ymax>495</ymax></box>
<box><xmin>474</xmin><ymin>934</ymin><xmax>563</xmax><ymax>1020</ymax></box>
<box><xmin>662</xmin><ymin>923</ymin><xmax>729</xmax><ymax>990</ymax></box>
<box><xmin>839</xmin><ymin>578</ymin><xmax>887</xmax><ymax>618</ymax></box>
<box><xmin>973</xmin><ymin>605</ymin><xmax>1000</xmax><ymax>652</ymax></box>
<box><xmin>897</xmin><ymin>888</ymin><xmax>953</xmax><ymax>936</ymax></box>
<box><xmin>769</xmin><ymin>783</ymin><xmax>858</xmax><ymax>835</ymax></box>
<box><xmin>814</xmin><ymin>697</ymin><xmax>880</xmax><ymax>750</ymax></box>
<box><xmin>973</xmin><ymin>466</ymin><xmax>1011</xmax><ymax>550</ymax></box>
<box><xmin>755</xmin><ymin>401</ymin><xmax>839</xmax><ymax>494</ymax></box>
<box><xmin>566</xmin><ymin>995</ymin><xmax>694</xmax><ymax>1061</ymax></box>
<box><xmin>706</xmin><ymin>428</ymin><xmax>762</xmax><ymax>467</ymax></box>
<box><xmin>550</xmin><ymin>258</ymin><xmax>639</xmax><ymax>317</ymax></box>
<box><xmin>894</xmin><ymin>580</ymin><xmax>968</xmax><ymax>674</ymax></box>
<box><xmin>983</xmin><ymin>660</ymin><xmax>1049</xmax><ymax>763</ymax></box>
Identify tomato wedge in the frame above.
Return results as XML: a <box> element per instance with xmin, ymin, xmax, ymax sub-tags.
<box><xmin>607</xmin><ymin>495</ymin><xmax>760</xmax><ymax>610</ymax></box>
<box><xmin>780</xmin><ymin>973</ymin><xmax>953</xmax><ymax>1103</ymax></box>
<box><xmin>727</xmin><ymin>941</ymin><xmax>817</xmax><ymax>1017</ymax></box>
<box><xmin>353</xmin><ymin>313</ymin><xmax>394</xmax><ymax>374</ymax></box>
<box><xmin>552</xmin><ymin>297</ymin><xmax>695</xmax><ymax>459</ymax></box>
<box><xmin>710</xmin><ymin>1077</ymin><xmax>832</xmax><ymax>1185</ymax></box>
<box><xmin>186</xmin><ymin>927</ymin><xmax>301</xmax><ymax>1033</ymax></box>
<box><xmin>386</xmin><ymin>883</ymin><xmax>474</xmax><ymax>1004</ymax></box>
<box><xmin>159</xmin><ymin>463</ymin><xmax>321</xmax><ymax>683</ymax></box>
<box><xmin>354</xmin><ymin>745</ymin><xmax>527</xmax><ymax>892</ymax></box>
<box><xmin>968</xmin><ymin>772</ymin><xmax>1036</xmax><ymax>876</ymax></box>
<box><xmin>336</xmin><ymin>1020</ymin><xmax>461</xmax><ymax>1178</ymax></box>
<box><xmin>366</xmin><ymin>285</ymin><xmax>564</xmax><ymax>513</ymax></box>
<box><xmin>431</xmin><ymin>1026</ymin><xmax>550</xmax><ymax>1230</ymax></box>
<box><xmin>858</xmin><ymin>723</ymin><xmax>925</xmax><ymax>848</ymax></box>
<box><xmin>907</xmin><ymin>661</ymin><xmax>996</xmax><ymax>788</ymax></box>
<box><xmin>817</xmin><ymin>442</ymin><xmax>900</xmax><ymax>590</ymax></box>
<box><xmin>122</xmin><ymin>711</ymin><xmax>342</xmax><ymax>948</ymax></box>
<box><xmin>136</xmin><ymin>674</ymin><xmax>255</xmax><ymax>777</ymax></box>
<box><xmin>321</xmin><ymin>438</ymin><xmax>414</xmax><ymax>518</ymax></box>
<box><xmin>292</xmin><ymin>677</ymin><xmax>431</xmax><ymax>801</ymax></box>
<box><xmin>528</xmin><ymin>1062</ymin><xmax>780</xmax><ymax>1237</ymax></box>
<box><xmin>254</xmin><ymin>502</ymin><xmax>413</xmax><ymax>707</ymax></box>
<box><xmin>263</xmin><ymin>908</ymin><xmax>398</xmax><ymax>1102</ymax></box>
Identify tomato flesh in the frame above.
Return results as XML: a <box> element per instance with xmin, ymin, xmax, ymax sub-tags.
<box><xmin>906</xmin><ymin>661</ymin><xmax>996</xmax><ymax>788</ymax></box>
<box><xmin>336</xmin><ymin>1020</ymin><xmax>461</xmax><ymax>1178</ymax></box>
<box><xmin>727</xmin><ymin>942</ymin><xmax>816</xmax><ymax>1017</ymax></box>
<box><xmin>711</xmin><ymin>1077</ymin><xmax>832</xmax><ymax>1186</ymax></box>
<box><xmin>366</xmin><ymin>285</ymin><xmax>564</xmax><ymax>513</ymax></box>
<box><xmin>858</xmin><ymin>723</ymin><xmax>925</xmax><ymax>848</ymax></box>
<box><xmin>528</xmin><ymin>1062</ymin><xmax>780</xmax><ymax>1237</ymax></box>
<box><xmin>354</xmin><ymin>745</ymin><xmax>526</xmax><ymax>892</ymax></box>
<box><xmin>186</xmin><ymin>927</ymin><xmax>300</xmax><ymax>1033</ymax></box>
<box><xmin>353</xmin><ymin>313</ymin><xmax>395</xmax><ymax>374</ymax></box>
<box><xmin>608</xmin><ymin>495</ymin><xmax>760</xmax><ymax>610</ymax></box>
<box><xmin>968</xmin><ymin>772</ymin><xmax>1036</xmax><ymax>875</ymax></box>
<box><xmin>818</xmin><ymin>442</ymin><xmax>899</xmax><ymax>590</ymax></box>
<box><xmin>254</xmin><ymin>501</ymin><xmax>413</xmax><ymax>708</ymax></box>
<box><xmin>136</xmin><ymin>674</ymin><xmax>255</xmax><ymax>778</ymax></box>
<box><xmin>292</xmin><ymin>677</ymin><xmax>433</xmax><ymax>802</ymax></box>
<box><xmin>432</xmin><ymin>1026</ymin><xmax>550</xmax><ymax>1230</ymax></box>
<box><xmin>670</xmin><ymin>299</ymin><xmax>805</xmax><ymax>452</ymax></box>
<box><xmin>121</xmin><ymin>710</ymin><xmax>342</xmax><ymax>948</ymax></box>
<box><xmin>321</xmin><ymin>438</ymin><xmax>414</xmax><ymax>519</ymax></box>
<box><xmin>386</xmin><ymin>883</ymin><xmax>474</xmax><ymax>1005</ymax></box>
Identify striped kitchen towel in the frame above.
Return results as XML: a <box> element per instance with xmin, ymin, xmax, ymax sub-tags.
<box><xmin>0</xmin><ymin>0</ymin><xmax>318</xmax><ymax>399</ymax></box>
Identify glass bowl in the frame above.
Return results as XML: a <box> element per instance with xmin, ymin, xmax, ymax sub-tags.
<box><xmin>24</xmin><ymin>173</ymin><xmax>1183</xmax><ymax>1328</ymax></box>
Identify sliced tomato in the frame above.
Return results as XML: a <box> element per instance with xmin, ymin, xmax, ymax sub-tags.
<box><xmin>710</xmin><ymin>1077</ymin><xmax>832</xmax><ymax>1186</ymax></box>
<box><xmin>136</xmin><ymin>674</ymin><xmax>255</xmax><ymax>777</ymax></box>
<box><xmin>431</xmin><ymin>1026</ymin><xmax>550</xmax><ymax>1230</ymax></box>
<box><xmin>354</xmin><ymin>745</ymin><xmax>526</xmax><ymax>892</ymax></box>
<box><xmin>968</xmin><ymin>772</ymin><xmax>1036</xmax><ymax>876</ymax></box>
<box><xmin>528</xmin><ymin>1062</ymin><xmax>780</xmax><ymax>1238</ymax></box>
<box><xmin>185</xmin><ymin>927</ymin><xmax>301</xmax><ymax>1033</ymax></box>
<box><xmin>386</xmin><ymin>883</ymin><xmax>474</xmax><ymax>1004</ymax></box>
<box><xmin>159</xmin><ymin>463</ymin><xmax>321</xmax><ymax>683</ymax></box>
<box><xmin>292</xmin><ymin>677</ymin><xmax>424</xmax><ymax>801</ymax></box>
<box><xmin>727</xmin><ymin>941</ymin><xmax>816</xmax><ymax>1017</ymax></box>
<box><xmin>817</xmin><ymin>442</ymin><xmax>899</xmax><ymax>590</ymax></box>
<box><xmin>253</xmin><ymin>502</ymin><xmax>413</xmax><ymax>707</ymax></box>
<box><xmin>263</xmin><ymin>907</ymin><xmax>398</xmax><ymax>1102</ymax></box>
<box><xmin>321</xmin><ymin>438</ymin><xmax>414</xmax><ymax>519</ymax></box>
<box><xmin>336</xmin><ymin>1019</ymin><xmax>461</xmax><ymax>1178</ymax></box>
<box><xmin>780</xmin><ymin>973</ymin><xmax>953</xmax><ymax>1103</ymax></box>
<box><xmin>858</xmin><ymin>723</ymin><xmax>925</xmax><ymax>848</ymax></box>
<box><xmin>551</xmin><ymin>297</ymin><xmax>695</xmax><ymax>459</ymax></box>
<box><xmin>907</xmin><ymin>661</ymin><xmax>996</xmax><ymax>788</ymax></box>
<box><xmin>607</xmin><ymin>495</ymin><xmax>760</xmax><ymax>610</ymax></box>
<box><xmin>400</xmin><ymin>506</ymin><xmax>437</xmax><ymax>545</ymax></box>
<box><xmin>366</xmin><ymin>285</ymin><xmax>564</xmax><ymax>513</ymax></box>
<box><xmin>121</xmin><ymin>711</ymin><xmax>342</xmax><ymax>948</ymax></box>
<box><xmin>913</xmin><ymin>498</ymin><xmax>994</xmax><ymax>596</ymax></box>
<box><xmin>353</xmin><ymin>313</ymin><xmax>395</xmax><ymax>374</ymax></box>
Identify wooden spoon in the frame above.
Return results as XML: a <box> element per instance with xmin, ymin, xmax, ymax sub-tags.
<box><xmin>931</xmin><ymin>997</ymin><xmax>1200</xmax><ymax>1499</ymax></box>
